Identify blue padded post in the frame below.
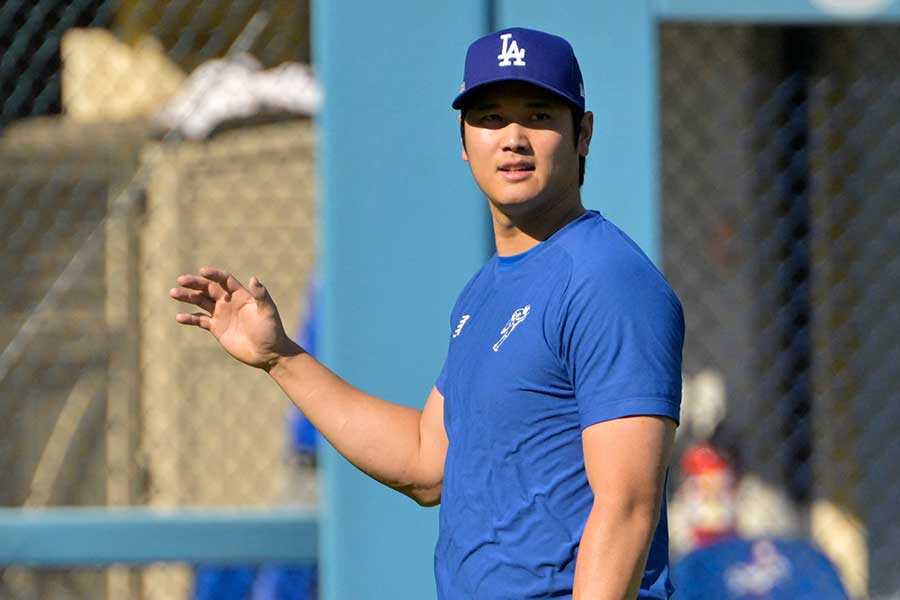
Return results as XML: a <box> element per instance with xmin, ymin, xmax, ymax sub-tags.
<box><xmin>313</xmin><ymin>2</ymin><xmax>489</xmax><ymax>599</ymax></box>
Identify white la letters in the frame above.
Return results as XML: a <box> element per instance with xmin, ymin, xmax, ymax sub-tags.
<box><xmin>497</xmin><ymin>33</ymin><xmax>526</xmax><ymax>67</ymax></box>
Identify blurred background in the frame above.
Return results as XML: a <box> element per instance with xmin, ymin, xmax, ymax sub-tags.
<box><xmin>1</xmin><ymin>1</ymin><xmax>319</xmax><ymax>599</ymax></box>
<box><xmin>0</xmin><ymin>1</ymin><xmax>898</xmax><ymax>599</ymax></box>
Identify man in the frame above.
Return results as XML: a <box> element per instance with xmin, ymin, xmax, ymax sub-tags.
<box><xmin>170</xmin><ymin>27</ymin><xmax>684</xmax><ymax>600</ymax></box>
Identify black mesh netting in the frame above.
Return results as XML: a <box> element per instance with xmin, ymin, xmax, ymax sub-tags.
<box><xmin>661</xmin><ymin>23</ymin><xmax>900</xmax><ymax>599</ymax></box>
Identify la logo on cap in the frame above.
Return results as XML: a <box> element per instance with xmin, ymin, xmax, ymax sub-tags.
<box><xmin>497</xmin><ymin>33</ymin><xmax>526</xmax><ymax>67</ymax></box>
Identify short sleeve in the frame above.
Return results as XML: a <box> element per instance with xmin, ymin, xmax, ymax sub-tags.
<box><xmin>434</xmin><ymin>266</ymin><xmax>485</xmax><ymax>397</ymax></box>
<box><xmin>435</xmin><ymin>355</ymin><xmax>449</xmax><ymax>396</ymax></box>
<box><xmin>435</xmin><ymin>296</ymin><xmax>462</xmax><ymax>396</ymax></box>
<box><xmin>560</xmin><ymin>261</ymin><xmax>684</xmax><ymax>430</ymax></box>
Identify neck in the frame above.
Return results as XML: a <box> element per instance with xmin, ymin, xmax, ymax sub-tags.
<box><xmin>490</xmin><ymin>192</ymin><xmax>586</xmax><ymax>256</ymax></box>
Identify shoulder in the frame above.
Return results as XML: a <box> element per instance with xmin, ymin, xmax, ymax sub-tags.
<box><xmin>460</xmin><ymin>258</ymin><xmax>495</xmax><ymax>299</ymax></box>
<box><xmin>447</xmin><ymin>258</ymin><xmax>495</xmax><ymax>320</ymax></box>
<box><xmin>553</xmin><ymin>213</ymin><xmax>683</xmax><ymax>328</ymax></box>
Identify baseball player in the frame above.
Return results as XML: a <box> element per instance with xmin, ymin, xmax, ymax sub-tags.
<box><xmin>171</xmin><ymin>27</ymin><xmax>684</xmax><ymax>600</ymax></box>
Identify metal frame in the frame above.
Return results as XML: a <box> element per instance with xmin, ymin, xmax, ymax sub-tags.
<box><xmin>0</xmin><ymin>508</ymin><xmax>317</xmax><ymax>566</ymax></box>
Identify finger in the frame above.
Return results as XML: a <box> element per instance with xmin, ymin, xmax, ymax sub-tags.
<box><xmin>169</xmin><ymin>287</ymin><xmax>215</xmax><ymax>314</ymax></box>
<box><xmin>199</xmin><ymin>267</ymin><xmax>245</xmax><ymax>296</ymax></box>
<box><xmin>176</xmin><ymin>274</ymin><xmax>212</xmax><ymax>294</ymax></box>
<box><xmin>177</xmin><ymin>273</ymin><xmax>227</xmax><ymax>301</ymax></box>
<box><xmin>248</xmin><ymin>276</ymin><xmax>272</xmax><ymax>302</ymax></box>
<box><xmin>175</xmin><ymin>312</ymin><xmax>211</xmax><ymax>330</ymax></box>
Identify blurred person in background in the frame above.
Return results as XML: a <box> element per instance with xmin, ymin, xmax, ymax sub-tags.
<box><xmin>677</xmin><ymin>441</ymin><xmax>739</xmax><ymax>550</ymax></box>
<box><xmin>670</xmin><ymin>371</ymin><xmax>801</xmax><ymax>556</ymax></box>
<box><xmin>171</xmin><ymin>27</ymin><xmax>684</xmax><ymax>599</ymax></box>
<box><xmin>671</xmin><ymin>429</ymin><xmax>849</xmax><ymax>599</ymax></box>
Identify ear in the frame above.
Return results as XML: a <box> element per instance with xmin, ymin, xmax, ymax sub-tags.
<box><xmin>578</xmin><ymin>111</ymin><xmax>594</xmax><ymax>158</ymax></box>
<box><xmin>459</xmin><ymin>114</ymin><xmax>469</xmax><ymax>162</ymax></box>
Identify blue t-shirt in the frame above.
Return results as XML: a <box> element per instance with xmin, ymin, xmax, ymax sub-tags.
<box><xmin>434</xmin><ymin>210</ymin><xmax>684</xmax><ymax>599</ymax></box>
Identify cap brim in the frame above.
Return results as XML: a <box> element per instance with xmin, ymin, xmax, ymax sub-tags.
<box><xmin>452</xmin><ymin>75</ymin><xmax>583</xmax><ymax>111</ymax></box>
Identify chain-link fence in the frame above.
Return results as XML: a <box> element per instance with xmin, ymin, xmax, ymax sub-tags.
<box><xmin>1</xmin><ymin>0</ymin><xmax>310</xmax><ymax>128</ymax></box>
<box><xmin>1</xmin><ymin>1</ymin><xmax>317</xmax><ymax>598</ymax></box>
<box><xmin>661</xmin><ymin>23</ymin><xmax>900</xmax><ymax>600</ymax></box>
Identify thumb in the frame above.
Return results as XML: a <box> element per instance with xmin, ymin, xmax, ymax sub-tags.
<box><xmin>248</xmin><ymin>276</ymin><xmax>271</xmax><ymax>303</ymax></box>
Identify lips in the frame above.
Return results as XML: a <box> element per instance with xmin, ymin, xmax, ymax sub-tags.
<box><xmin>498</xmin><ymin>162</ymin><xmax>535</xmax><ymax>173</ymax></box>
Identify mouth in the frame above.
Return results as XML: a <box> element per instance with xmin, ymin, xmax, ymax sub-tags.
<box><xmin>498</xmin><ymin>163</ymin><xmax>535</xmax><ymax>180</ymax></box>
<box><xmin>498</xmin><ymin>163</ymin><xmax>535</xmax><ymax>173</ymax></box>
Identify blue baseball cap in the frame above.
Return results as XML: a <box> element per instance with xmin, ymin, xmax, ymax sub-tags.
<box><xmin>452</xmin><ymin>27</ymin><xmax>585</xmax><ymax>111</ymax></box>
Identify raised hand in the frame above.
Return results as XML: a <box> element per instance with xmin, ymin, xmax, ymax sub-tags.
<box><xmin>169</xmin><ymin>267</ymin><xmax>301</xmax><ymax>370</ymax></box>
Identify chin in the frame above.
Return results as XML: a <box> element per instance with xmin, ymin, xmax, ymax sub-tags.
<box><xmin>488</xmin><ymin>193</ymin><xmax>543</xmax><ymax>214</ymax></box>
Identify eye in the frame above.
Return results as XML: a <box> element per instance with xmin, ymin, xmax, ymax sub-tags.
<box><xmin>530</xmin><ymin>112</ymin><xmax>552</xmax><ymax>121</ymax></box>
<box><xmin>480</xmin><ymin>113</ymin><xmax>502</xmax><ymax>123</ymax></box>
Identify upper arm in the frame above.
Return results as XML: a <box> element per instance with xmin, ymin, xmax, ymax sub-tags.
<box><xmin>581</xmin><ymin>415</ymin><xmax>676</xmax><ymax>510</ymax></box>
<box><xmin>415</xmin><ymin>385</ymin><xmax>449</xmax><ymax>504</ymax></box>
<box><xmin>563</xmin><ymin>255</ymin><xmax>682</xmax><ymax>507</ymax></box>
<box><xmin>561</xmin><ymin>258</ymin><xmax>684</xmax><ymax>430</ymax></box>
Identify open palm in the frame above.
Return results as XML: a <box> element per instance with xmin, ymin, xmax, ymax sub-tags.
<box><xmin>169</xmin><ymin>267</ymin><xmax>294</xmax><ymax>370</ymax></box>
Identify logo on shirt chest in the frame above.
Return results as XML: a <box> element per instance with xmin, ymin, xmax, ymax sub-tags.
<box><xmin>493</xmin><ymin>304</ymin><xmax>531</xmax><ymax>352</ymax></box>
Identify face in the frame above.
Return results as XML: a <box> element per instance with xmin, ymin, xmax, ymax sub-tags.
<box><xmin>461</xmin><ymin>81</ymin><xmax>591</xmax><ymax>214</ymax></box>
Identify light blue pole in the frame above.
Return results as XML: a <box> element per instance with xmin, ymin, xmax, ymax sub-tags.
<box><xmin>0</xmin><ymin>508</ymin><xmax>317</xmax><ymax>566</ymax></box>
<box><xmin>657</xmin><ymin>0</ymin><xmax>900</xmax><ymax>22</ymax></box>
<box><xmin>313</xmin><ymin>2</ymin><xmax>488</xmax><ymax>599</ymax></box>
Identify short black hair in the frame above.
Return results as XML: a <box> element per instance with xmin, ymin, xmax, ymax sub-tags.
<box><xmin>460</xmin><ymin>107</ymin><xmax>586</xmax><ymax>187</ymax></box>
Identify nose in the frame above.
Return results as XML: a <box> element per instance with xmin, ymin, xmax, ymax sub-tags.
<box><xmin>501</xmin><ymin>122</ymin><xmax>531</xmax><ymax>153</ymax></box>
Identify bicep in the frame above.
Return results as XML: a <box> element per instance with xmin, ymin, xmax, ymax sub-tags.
<box><xmin>417</xmin><ymin>386</ymin><xmax>448</xmax><ymax>490</ymax></box>
<box><xmin>581</xmin><ymin>416</ymin><xmax>676</xmax><ymax>508</ymax></box>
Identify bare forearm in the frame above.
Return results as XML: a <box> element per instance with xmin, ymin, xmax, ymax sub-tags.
<box><xmin>169</xmin><ymin>268</ymin><xmax>443</xmax><ymax>504</ymax></box>
<box><xmin>573</xmin><ymin>502</ymin><xmax>658</xmax><ymax>600</ymax></box>
<box><xmin>268</xmin><ymin>343</ymin><xmax>437</xmax><ymax>503</ymax></box>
